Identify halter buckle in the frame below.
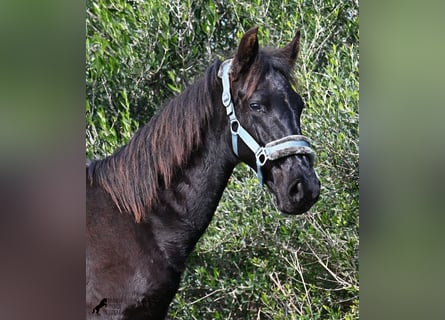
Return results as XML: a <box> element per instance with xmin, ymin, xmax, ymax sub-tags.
<box><xmin>256</xmin><ymin>148</ymin><xmax>268</xmax><ymax>166</ymax></box>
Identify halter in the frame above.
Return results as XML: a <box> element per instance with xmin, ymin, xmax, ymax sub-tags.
<box><xmin>218</xmin><ymin>59</ymin><xmax>315</xmax><ymax>185</ymax></box>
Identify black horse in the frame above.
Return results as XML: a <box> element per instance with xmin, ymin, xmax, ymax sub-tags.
<box><xmin>86</xmin><ymin>27</ymin><xmax>320</xmax><ymax>319</ymax></box>
<box><xmin>92</xmin><ymin>298</ymin><xmax>107</xmax><ymax>314</ymax></box>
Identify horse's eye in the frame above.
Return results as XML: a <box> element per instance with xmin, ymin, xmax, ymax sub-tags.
<box><xmin>249</xmin><ymin>103</ymin><xmax>263</xmax><ymax>112</ymax></box>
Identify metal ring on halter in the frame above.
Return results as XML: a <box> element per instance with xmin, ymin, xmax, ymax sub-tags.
<box><xmin>230</xmin><ymin>119</ymin><xmax>240</xmax><ymax>134</ymax></box>
<box><xmin>256</xmin><ymin>148</ymin><xmax>268</xmax><ymax>166</ymax></box>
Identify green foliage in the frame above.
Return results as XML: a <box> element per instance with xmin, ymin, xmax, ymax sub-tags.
<box><xmin>86</xmin><ymin>0</ymin><xmax>359</xmax><ymax>318</ymax></box>
<box><xmin>86</xmin><ymin>89</ymin><xmax>139</xmax><ymax>159</ymax></box>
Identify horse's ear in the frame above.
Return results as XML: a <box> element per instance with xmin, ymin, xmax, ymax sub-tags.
<box><xmin>282</xmin><ymin>30</ymin><xmax>301</xmax><ymax>67</ymax></box>
<box><xmin>231</xmin><ymin>27</ymin><xmax>259</xmax><ymax>78</ymax></box>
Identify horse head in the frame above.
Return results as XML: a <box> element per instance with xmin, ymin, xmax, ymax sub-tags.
<box><xmin>220</xmin><ymin>27</ymin><xmax>320</xmax><ymax>214</ymax></box>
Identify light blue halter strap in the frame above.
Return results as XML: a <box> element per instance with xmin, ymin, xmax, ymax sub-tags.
<box><xmin>217</xmin><ymin>59</ymin><xmax>315</xmax><ymax>185</ymax></box>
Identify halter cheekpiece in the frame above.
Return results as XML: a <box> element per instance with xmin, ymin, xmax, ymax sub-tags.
<box><xmin>217</xmin><ymin>59</ymin><xmax>315</xmax><ymax>185</ymax></box>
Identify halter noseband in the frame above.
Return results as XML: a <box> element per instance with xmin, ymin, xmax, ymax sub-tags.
<box><xmin>217</xmin><ymin>59</ymin><xmax>315</xmax><ymax>185</ymax></box>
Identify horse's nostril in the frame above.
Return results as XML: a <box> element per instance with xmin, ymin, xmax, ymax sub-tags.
<box><xmin>289</xmin><ymin>180</ymin><xmax>304</xmax><ymax>202</ymax></box>
<box><xmin>312</xmin><ymin>181</ymin><xmax>321</xmax><ymax>201</ymax></box>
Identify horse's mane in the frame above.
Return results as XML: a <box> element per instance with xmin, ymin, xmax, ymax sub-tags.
<box><xmin>87</xmin><ymin>60</ymin><xmax>222</xmax><ymax>222</ymax></box>
<box><xmin>87</xmin><ymin>47</ymin><xmax>296</xmax><ymax>223</ymax></box>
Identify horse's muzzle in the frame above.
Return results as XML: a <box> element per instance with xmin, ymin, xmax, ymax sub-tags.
<box><xmin>266</xmin><ymin>155</ymin><xmax>320</xmax><ymax>215</ymax></box>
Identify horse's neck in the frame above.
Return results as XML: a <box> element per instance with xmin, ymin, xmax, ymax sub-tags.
<box><xmin>145</xmin><ymin>107</ymin><xmax>237</xmax><ymax>270</ymax></box>
<box><xmin>164</xmin><ymin>143</ymin><xmax>235</xmax><ymax>229</ymax></box>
